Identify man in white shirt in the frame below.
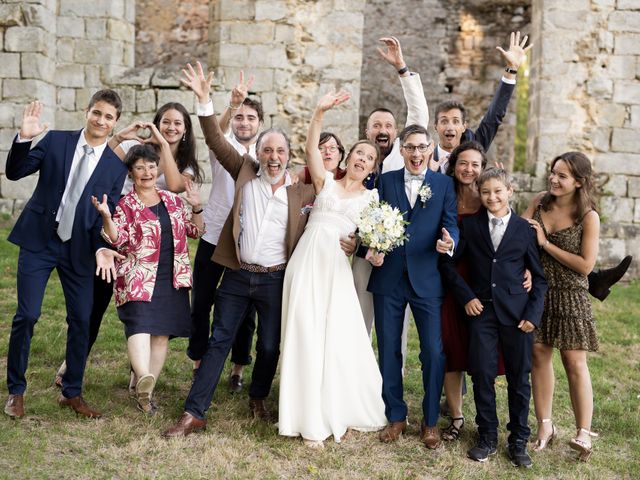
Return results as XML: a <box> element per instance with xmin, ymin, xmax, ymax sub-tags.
<box><xmin>354</xmin><ymin>36</ymin><xmax>429</xmax><ymax>343</ymax></box>
<box><xmin>163</xmin><ymin>62</ymin><xmax>352</xmax><ymax>437</ymax></box>
<box><xmin>189</xmin><ymin>80</ymin><xmax>263</xmax><ymax>394</ymax></box>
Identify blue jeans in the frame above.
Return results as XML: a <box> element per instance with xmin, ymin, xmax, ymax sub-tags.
<box><xmin>188</xmin><ymin>239</ymin><xmax>256</xmax><ymax>365</ymax></box>
<box><xmin>184</xmin><ymin>268</ymin><xmax>284</xmax><ymax>419</ymax></box>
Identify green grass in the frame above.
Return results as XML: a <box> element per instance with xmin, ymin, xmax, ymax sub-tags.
<box><xmin>0</xmin><ymin>230</ymin><xmax>639</xmax><ymax>479</ymax></box>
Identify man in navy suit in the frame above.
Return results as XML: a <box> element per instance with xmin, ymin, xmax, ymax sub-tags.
<box><xmin>3</xmin><ymin>91</ymin><xmax>127</xmax><ymax>419</ymax></box>
<box><xmin>367</xmin><ymin>124</ymin><xmax>458</xmax><ymax>449</ymax></box>
<box><xmin>439</xmin><ymin>168</ymin><xmax>547</xmax><ymax>467</ymax></box>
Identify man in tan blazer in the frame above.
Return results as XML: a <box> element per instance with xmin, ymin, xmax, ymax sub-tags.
<box><xmin>164</xmin><ymin>62</ymin><xmax>353</xmax><ymax>437</ymax></box>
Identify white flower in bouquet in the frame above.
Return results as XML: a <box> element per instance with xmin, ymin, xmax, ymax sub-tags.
<box><xmin>357</xmin><ymin>200</ymin><xmax>409</xmax><ymax>254</ymax></box>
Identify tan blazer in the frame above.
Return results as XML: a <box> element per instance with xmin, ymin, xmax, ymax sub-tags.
<box><xmin>199</xmin><ymin>114</ymin><xmax>315</xmax><ymax>270</ymax></box>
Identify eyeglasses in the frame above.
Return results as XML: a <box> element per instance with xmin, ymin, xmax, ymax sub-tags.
<box><xmin>402</xmin><ymin>144</ymin><xmax>431</xmax><ymax>153</ymax></box>
<box><xmin>319</xmin><ymin>145</ymin><xmax>339</xmax><ymax>153</ymax></box>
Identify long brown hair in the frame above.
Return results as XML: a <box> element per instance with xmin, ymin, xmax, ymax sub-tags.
<box><xmin>540</xmin><ymin>151</ymin><xmax>597</xmax><ymax>221</ymax></box>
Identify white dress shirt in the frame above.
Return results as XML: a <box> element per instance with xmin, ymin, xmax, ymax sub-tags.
<box><xmin>404</xmin><ymin>170</ymin><xmax>426</xmax><ymax>208</ymax></box>
<box><xmin>57</xmin><ymin>129</ymin><xmax>106</xmax><ymax>221</ymax></box>
<box><xmin>239</xmin><ymin>172</ymin><xmax>292</xmax><ymax>267</ymax></box>
<box><xmin>437</xmin><ymin>145</ymin><xmax>452</xmax><ymax>174</ymax></box>
<box><xmin>487</xmin><ymin>209</ymin><xmax>512</xmax><ymax>250</ymax></box>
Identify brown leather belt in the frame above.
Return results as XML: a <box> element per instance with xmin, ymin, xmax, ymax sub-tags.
<box><xmin>239</xmin><ymin>262</ymin><xmax>287</xmax><ymax>273</ymax></box>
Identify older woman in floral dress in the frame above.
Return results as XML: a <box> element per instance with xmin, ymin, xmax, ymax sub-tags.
<box><xmin>94</xmin><ymin>144</ymin><xmax>203</xmax><ymax>414</ymax></box>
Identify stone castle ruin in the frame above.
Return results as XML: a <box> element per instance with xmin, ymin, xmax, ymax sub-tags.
<box><xmin>0</xmin><ymin>0</ymin><xmax>638</xmax><ymax>277</ymax></box>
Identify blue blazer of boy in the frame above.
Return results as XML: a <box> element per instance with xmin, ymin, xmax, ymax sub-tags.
<box><xmin>368</xmin><ymin>168</ymin><xmax>459</xmax><ymax>298</ymax></box>
<box><xmin>6</xmin><ymin>130</ymin><xmax>127</xmax><ymax>277</ymax></box>
<box><xmin>440</xmin><ymin>208</ymin><xmax>548</xmax><ymax>326</ymax></box>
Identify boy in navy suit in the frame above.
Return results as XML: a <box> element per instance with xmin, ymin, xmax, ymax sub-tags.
<box><xmin>440</xmin><ymin>168</ymin><xmax>547</xmax><ymax>467</ymax></box>
<box><xmin>4</xmin><ymin>91</ymin><xmax>127</xmax><ymax>419</ymax></box>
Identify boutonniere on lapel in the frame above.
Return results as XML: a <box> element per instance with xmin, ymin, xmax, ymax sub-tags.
<box><xmin>300</xmin><ymin>203</ymin><xmax>314</xmax><ymax>216</ymax></box>
<box><xmin>418</xmin><ymin>184</ymin><xmax>433</xmax><ymax>207</ymax></box>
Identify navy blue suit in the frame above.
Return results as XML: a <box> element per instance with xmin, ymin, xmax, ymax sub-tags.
<box><xmin>368</xmin><ymin>168</ymin><xmax>458</xmax><ymax>426</ymax></box>
<box><xmin>433</xmin><ymin>79</ymin><xmax>515</xmax><ymax>163</ymax></box>
<box><xmin>439</xmin><ymin>208</ymin><xmax>547</xmax><ymax>444</ymax></box>
<box><xmin>5</xmin><ymin>130</ymin><xmax>126</xmax><ymax>398</ymax></box>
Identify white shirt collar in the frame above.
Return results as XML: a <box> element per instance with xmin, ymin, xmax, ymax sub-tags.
<box><xmin>79</xmin><ymin>129</ymin><xmax>108</xmax><ymax>159</ymax></box>
<box><xmin>487</xmin><ymin>209</ymin><xmax>512</xmax><ymax>226</ymax></box>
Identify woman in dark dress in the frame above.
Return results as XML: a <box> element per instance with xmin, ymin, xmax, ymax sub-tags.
<box><xmin>94</xmin><ymin>144</ymin><xmax>203</xmax><ymax>414</ymax></box>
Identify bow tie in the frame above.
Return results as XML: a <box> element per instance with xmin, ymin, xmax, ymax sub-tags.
<box><xmin>404</xmin><ymin>171</ymin><xmax>425</xmax><ymax>183</ymax></box>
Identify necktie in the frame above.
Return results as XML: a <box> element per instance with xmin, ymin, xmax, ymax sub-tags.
<box><xmin>57</xmin><ymin>145</ymin><xmax>93</xmax><ymax>242</ymax></box>
<box><xmin>490</xmin><ymin>217</ymin><xmax>504</xmax><ymax>250</ymax></box>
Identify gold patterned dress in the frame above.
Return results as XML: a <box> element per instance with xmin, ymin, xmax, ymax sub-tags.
<box><xmin>533</xmin><ymin>206</ymin><xmax>598</xmax><ymax>351</ymax></box>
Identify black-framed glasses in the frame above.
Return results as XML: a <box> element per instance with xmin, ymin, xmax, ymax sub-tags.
<box><xmin>402</xmin><ymin>144</ymin><xmax>431</xmax><ymax>153</ymax></box>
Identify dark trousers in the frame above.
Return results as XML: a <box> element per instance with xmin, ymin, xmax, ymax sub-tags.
<box><xmin>184</xmin><ymin>268</ymin><xmax>284</xmax><ymax>419</ymax></box>
<box><xmin>467</xmin><ymin>303</ymin><xmax>533</xmax><ymax>444</ymax></box>
<box><xmin>86</xmin><ymin>273</ymin><xmax>114</xmax><ymax>354</ymax></box>
<box><xmin>373</xmin><ymin>273</ymin><xmax>445</xmax><ymax>426</ymax></box>
<box><xmin>7</xmin><ymin>238</ymin><xmax>93</xmax><ymax>398</ymax></box>
<box><xmin>188</xmin><ymin>239</ymin><xmax>256</xmax><ymax>365</ymax></box>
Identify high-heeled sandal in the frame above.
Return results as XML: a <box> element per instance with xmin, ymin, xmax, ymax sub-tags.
<box><xmin>569</xmin><ymin>427</ymin><xmax>598</xmax><ymax>462</ymax></box>
<box><xmin>441</xmin><ymin>416</ymin><xmax>464</xmax><ymax>441</ymax></box>
<box><xmin>533</xmin><ymin>418</ymin><xmax>557</xmax><ymax>451</ymax></box>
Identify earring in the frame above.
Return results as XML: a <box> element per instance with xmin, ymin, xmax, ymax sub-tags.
<box><xmin>182</xmin><ymin>133</ymin><xmax>186</xmax><ymax>142</ymax></box>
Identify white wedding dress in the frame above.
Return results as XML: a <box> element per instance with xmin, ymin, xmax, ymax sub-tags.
<box><xmin>279</xmin><ymin>172</ymin><xmax>387</xmax><ymax>443</ymax></box>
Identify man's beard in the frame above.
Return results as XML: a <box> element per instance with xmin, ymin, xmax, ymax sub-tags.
<box><xmin>259</xmin><ymin>165</ymin><xmax>286</xmax><ymax>185</ymax></box>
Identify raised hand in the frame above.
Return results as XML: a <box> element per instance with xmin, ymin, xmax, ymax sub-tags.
<box><xmin>377</xmin><ymin>36</ymin><xmax>406</xmax><ymax>71</ymax></box>
<box><xmin>496</xmin><ymin>31</ymin><xmax>532</xmax><ymax>70</ymax></box>
<box><xmin>112</xmin><ymin>121</ymin><xmax>147</xmax><ymax>145</ymax></box>
<box><xmin>180</xmin><ymin>61</ymin><xmax>214</xmax><ymax>104</ymax></box>
<box><xmin>183</xmin><ymin>178</ymin><xmax>202</xmax><ymax>208</ymax></box>
<box><xmin>19</xmin><ymin>101</ymin><xmax>49</xmax><ymax>140</ymax></box>
<box><xmin>95</xmin><ymin>248</ymin><xmax>125</xmax><ymax>283</ymax></box>
<box><xmin>143</xmin><ymin>122</ymin><xmax>169</xmax><ymax>147</ymax></box>
<box><xmin>230</xmin><ymin>70</ymin><xmax>255</xmax><ymax>108</ymax></box>
<box><xmin>436</xmin><ymin>227</ymin><xmax>454</xmax><ymax>254</ymax></box>
<box><xmin>91</xmin><ymin>194</ymin><xmax>111</xmax><ymax>218</ymax></box>
<box><xmin>316</xmin><ymin>90</ymin><xmax>351</xmax><ymax>112</ymax></box>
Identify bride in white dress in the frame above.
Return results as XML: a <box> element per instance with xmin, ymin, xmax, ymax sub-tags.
<box><xmin>279</xmin><ymin>91</ymin><xmax>387</xmax><ymax>448</ymax></box>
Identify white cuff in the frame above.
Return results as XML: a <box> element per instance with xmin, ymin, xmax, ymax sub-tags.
<box><xmin>501</xmin><ymin>76</ymin><xmax>517</xmax><ymax>85</ymax></box>
<box><xmin>16</xmin><ymin>133</ymin><xmax>33</xmax><ymax>143</ymax></box>
<box><xmin>197</xmin><ymin>101</ymin><xmax>214</xmax><ymax>117</ymax></box>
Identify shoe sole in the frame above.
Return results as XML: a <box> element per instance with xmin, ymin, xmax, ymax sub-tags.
<box><xmin>467</xmin><ymin>450</ymin><xmax>497</xmax><ymax>462</ymax></box>
<box><xmin>136</xmin><ymin>374</ymin><xmax>155</xmax><ymax>396</ymax></box>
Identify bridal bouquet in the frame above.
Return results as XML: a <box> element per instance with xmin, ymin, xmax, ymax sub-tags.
<box><xmin>357</xmin><ymin>200</ymin><xmax>409</xmax><ymax>254</ymax></box>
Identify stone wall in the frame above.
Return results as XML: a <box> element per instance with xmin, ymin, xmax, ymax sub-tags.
<box><xmin>360</xmin><ymin>0</ymin><xmax>531</xmax><ymax>169</ymax></box>
<box><xmin>0</xmin><ymin>0</ymin><xmax>638</xmax><ymax>278</ymax></box>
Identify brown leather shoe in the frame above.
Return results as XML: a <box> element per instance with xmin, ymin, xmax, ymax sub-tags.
<box><xmin>58</xmin><ymin>394</ymin><xmax>102</xmax><ymax>418</ymax></box>
<box><xmin>379</xmin><ymin>420</ymin><xmax>407</xmax><ymax>442</ymax></box>
<box><xmin>421</xmin><ymin>424</ymin><xmax>442</xmax><ymax>449</ymax></box>
<box><xmin>4</xmin><ymin>394</ymin><xmax>25</xmax><ymax>418</ymax></box>
<box><xmin>249</xmin><ymin>398</ymin><xmax>274</xmax><ymax>421</ymax></box>
<box><xmin>162</xmin><ymin>412</ymin><xmax>207</xmax><ymax>438</ymax></box>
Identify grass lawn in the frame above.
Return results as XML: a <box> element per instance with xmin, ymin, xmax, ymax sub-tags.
<box><xmin>0</xmin><ymin>230</ymin><xmax>638</xmax><ymax>479</ymax></box>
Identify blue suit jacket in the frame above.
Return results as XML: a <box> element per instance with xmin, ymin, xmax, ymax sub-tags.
<box><xmin>6</xmin><ymin>130</ymin><xmax>127</xmax><ymax>276</ymax></box>
<box><xmin>439</xmin><ymin>208</ymin><xmax>547</xmax><ymax>326</ymax></box>
<box><xmin>433</xmin><ymin>79</ymin><xmax>515</xmax><ymax>162</ymax></box>
<box><xmin>368</xmin><ymin>168</ymin><xmax>459</xmax><ymax>298</ymax></box>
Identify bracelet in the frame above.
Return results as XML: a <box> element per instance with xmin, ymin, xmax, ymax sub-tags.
<box><xmin>192</xmin><ymin>208</ymin><xmax>203</xmax><ymax>214</ymax></box>
<box><xmin>397</xmin><ymin>66</ymin><xmax>409</xmax><ymax>75</ymax></box>
<box><xmin>229</xmin><ymin>104</ymin><xmax>241</xmax><ymax>110</ymax></box>
<box><xmin>505</xmin><ymin>67</ymin><xmax>518</xmax><ymax>75</ymax></box>
<box><xmin>542</xmin><ymin>239</ymin><xmax>549</xmax><ymax>248</ymax></box>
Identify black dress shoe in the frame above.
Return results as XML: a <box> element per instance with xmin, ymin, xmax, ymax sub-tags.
<box><xmin>229</xmin><ymin>374</ymin><xmax>243</xmax><ymax>393</ymax></box>
<box><xmin>588</xmin><ymin>256</ymin><xmax>632</xmax><ymax>301</ymax></box>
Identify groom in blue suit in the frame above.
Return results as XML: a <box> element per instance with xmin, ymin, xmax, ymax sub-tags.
<box><xmin>3</xmin><ymin>91</ymin><xmax>127</xmax><ymax>419</ymax></box>
<box><xmin>367</xmin><ymin>124</ymin><xmax>458</xmax><ymax>449</ymax></box>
